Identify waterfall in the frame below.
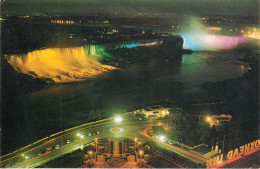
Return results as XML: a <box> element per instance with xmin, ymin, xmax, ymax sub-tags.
<box><xmin>178</xmin><ymin>17</ymin><xmax>251</xmax><ymax>51</ymax></box>
<box><xmin>6</xmin><ymin>46</ymin><xmax>116</xmax><ymax>82</ymax></box>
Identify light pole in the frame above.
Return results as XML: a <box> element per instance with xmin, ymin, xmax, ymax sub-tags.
<box><xmin>139</xmin><ymin>150</ymin><xmax>143</xmax><ymax>162</ymax></box>
<box><xmin>134</xmin><ymin>138</ymin><xmax>137</xmax><ymax>154</ymax></box>
<box><xmin>95</xmin><ymin>138</ymin><xmax>98</xmax><ymax>156</ymax></box>
<box><xmin>88</xmin><ymin>151</ymin><xmax>93</xmax><ymax>162</ymax></box>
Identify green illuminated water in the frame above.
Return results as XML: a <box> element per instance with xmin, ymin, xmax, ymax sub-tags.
<box><xmin>84</xmin><ymin>45</ymin><xmax>112</xmax><ymax>60</ymax></box>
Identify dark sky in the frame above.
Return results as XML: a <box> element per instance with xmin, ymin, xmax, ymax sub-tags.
<box><xmin>1</xmin><ymin>0</ymin><xmax>259</xmax><ymax>16</ymax></box>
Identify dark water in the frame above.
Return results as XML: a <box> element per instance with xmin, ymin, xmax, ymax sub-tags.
<box><xmin>3</xmin><ymin>50</ymin><xmax>250</xmax><ymax>153</ymax></box>
<box><xmin>26</xmin><ymin>50</ymin><xmax>248</xmax><ymax>128</ymax></box>
<box><xmin>177</xmin><ymin>51</ymin><xmax>249</xmax><ymax>91</ymax></box>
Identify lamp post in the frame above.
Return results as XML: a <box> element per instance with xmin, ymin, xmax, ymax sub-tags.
<box><xmin>134</xmin><ymin>138</ymin><xmax>137</xmax><ymax>154</ymax></box>
<box><xmin>88</xmin><ymin>151</ymin><xmax>93</xmax><ymax>162</ymax></box>
<box><xmin>139</xmin><ymin>150</ymin><xmax>143</xmax><ymax>162</ymax></box>
<box><xmin>95</xmin><ymin>138</ymin><xmax>98</xmax><ymax>155</ymax></box>
<box><xmin>207</xmin><ymin>116</ymin><xmax>211</xmax><ymax>122</ymax></box>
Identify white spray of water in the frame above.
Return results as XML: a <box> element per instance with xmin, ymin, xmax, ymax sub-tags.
<box><xmin>178</xmin><ymin>17</ymin><xmax>250</xmax><ymax>51</ymax></box>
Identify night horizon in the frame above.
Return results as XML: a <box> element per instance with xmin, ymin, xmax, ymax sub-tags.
<box><xmin>2</xmin><ymin>0</ymin><xmax>259</xmax><ymax>16</ymax></box>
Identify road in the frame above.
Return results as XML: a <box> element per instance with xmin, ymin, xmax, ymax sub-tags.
<box><xmin>142</xmin><ymin>127</ymin><xmax>208</xmax><ymax>164</ymax></box>
<box><xmin>1</xmin><ymin>113</ymin><xmax>208</xmax><ymax>168</ymax></box>
<box><xmin>1</xmin><ymin>113</ymin><xmax>150</xmax><ymax>168</ymax></box>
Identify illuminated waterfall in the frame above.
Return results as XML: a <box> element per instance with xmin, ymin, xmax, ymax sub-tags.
<box><xmin>84</xmin><ymin>45</ymin><xmax>112</xmax><ymax>60</ymax></box>
<box><xmin>179</xmin><ymin>17</ymin><xmax>251</xmax><ymax>51</ymax></box>
<box><xmin>182</xmin><ymin>34</ymin><xmax>251</xmax><ymax>51</ymax></box>
<box><xmin>7</xmin><ymin>47</ymin><xmax>116</xmax><ymax>82</ymax></box>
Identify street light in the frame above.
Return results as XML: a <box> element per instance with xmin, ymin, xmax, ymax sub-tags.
<box><xmin>207</xmin><ymin>117</ymin><xmax>211</xmax><ymax>122</ymax></box>
<box><xmin>139</xmin><ymin>150</ymin><xmax>143</xmax><ymax>161</ymax></box>
<box><xmin>95</xmin><ymin>138</ymin><xmax>98</xmax><ymax>155</ymax></box>
<box><xmin>114</xmin><ymin>115</ymin><xmax>123</xmax><ymax>130</ymax></box>
<box><xmin>158</xmin><ymin>135</ymin><xmax>166</xmax><ymax>142</ymax></box>
<box><xmin>134</xmin><ymin>138</ymin><xmax>138</xmax><ymax>153</ymax></box>
<box><xmin>88</xmin><ymin>151</ymin><xmax>93</xmax><ymax>162</ymax></box>
<box><xmin>114</xmin><ymin>116</ymin><xmax>122</xmax><ymax>124</ymax></box>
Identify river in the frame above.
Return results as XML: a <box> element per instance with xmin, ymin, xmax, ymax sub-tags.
<box><xmin>3</xmin><ymin>47</ymin><xmax>251</xmax><ymax>154</ymax></box>
<box><xmin>22</xmin><ymin>49</ymin><xmax>248</xmax><ymax>134</ymax></box>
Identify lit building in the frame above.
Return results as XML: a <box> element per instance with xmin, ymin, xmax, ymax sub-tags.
<box><xmin>141</xmin><ymin>107</ymin><xmax>170</xmax><ymax>118</ymax></box>
<box><xmin>206</xmin><ymin>27</ymin><xmax>222</xmax><ymax>31</ymax></box>
<box><xmin>51</xmin><ymin>20</ymin><xmax>75</xmax><ymax>24</ymax></box>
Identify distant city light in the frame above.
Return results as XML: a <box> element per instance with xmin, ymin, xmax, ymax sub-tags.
<box><xmin>206</xmin><ymin>27</ymin><xmax>222</xmax><ymax>31</ymax></box>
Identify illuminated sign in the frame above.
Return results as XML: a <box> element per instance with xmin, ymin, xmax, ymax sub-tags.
<box><xmin>227</xmin><ymin>140</ymin><xmax>260</xmax><ymax>160</ymax></box>
<box><xmin>207</xmin><ymin>139</ymin><xmax>260</xmax><ymax>168</ymax></box>
<box><xmin>207</xmin><ymin>154</ymin><xmax>223</xmax><ymax>168</ymax></box>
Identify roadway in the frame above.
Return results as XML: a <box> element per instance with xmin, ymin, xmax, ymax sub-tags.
<box><xmin>1</xmin><ymin>113</ymin><xmax>208</xmax><ymax>168</ymax></box>
<box><xmin>142</xmin><ymin>127</ymin><xmax>208</xmax><ymax>164</ymax></box>
<box><xmin>1</xmin><ymin>114</ymin><xmax>150</xmax><ymax>168</ymax></box>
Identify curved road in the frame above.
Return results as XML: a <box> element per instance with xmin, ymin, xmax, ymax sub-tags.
<box><xmin>1</xmin><ymin>113</ymin><xmax>208</xmax><ymax>168</ymax></box>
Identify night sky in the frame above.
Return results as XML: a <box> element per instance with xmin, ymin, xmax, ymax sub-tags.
<box><xmin>2</xmin><ymin>0</ymin><xmax>259</xmax><ymax>16</ymax></box>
